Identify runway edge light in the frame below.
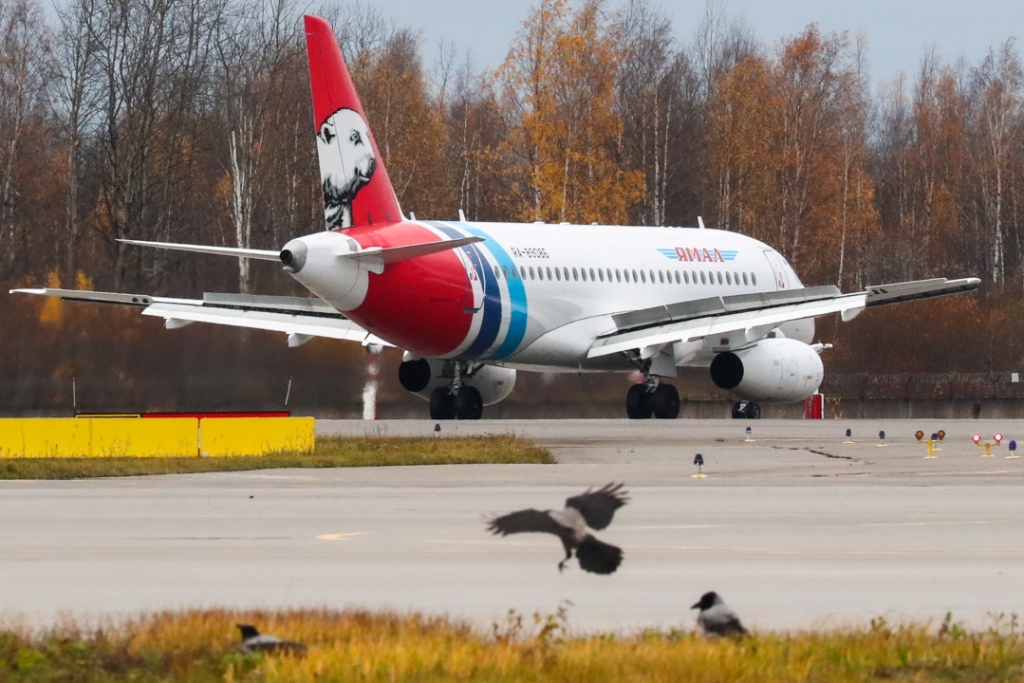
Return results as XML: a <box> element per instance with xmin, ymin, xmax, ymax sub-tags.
<box><xmin>692</xmin><ymin>453</ymin><xmax>707</xmax><ymax>479</ymax></box>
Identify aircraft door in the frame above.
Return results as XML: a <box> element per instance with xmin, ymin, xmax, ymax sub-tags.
<box><xmin>457</xmin><ymin>244</ymin><xmax>483</xmax><ymax>313</ymax></box>
<box><xmin>762</xmin><ymin>250</ymin><xmax>791</xmax><ymax>290</ymax></box>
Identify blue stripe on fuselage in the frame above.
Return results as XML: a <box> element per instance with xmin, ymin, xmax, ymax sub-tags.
<box><xmin>459</xmin><ymin>224</ymin><xmax>528</xmax><ymax>359</ymax></box>
<box><xmin>430</xmin><ymin>222</ymin><xmax>528</xmax><ymax>360</ymax></box>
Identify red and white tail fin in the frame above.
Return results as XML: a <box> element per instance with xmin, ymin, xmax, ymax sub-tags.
<box><xmin>304</xmin><ymin>15</ymin><xmax>403</xmax><ymax>229</ymax></box>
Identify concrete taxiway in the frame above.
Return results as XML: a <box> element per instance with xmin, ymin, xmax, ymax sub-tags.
<box><xmin>1</xmin><ymin>419</ymin><xmax>1022</xmax><ymax>633</ymax></box>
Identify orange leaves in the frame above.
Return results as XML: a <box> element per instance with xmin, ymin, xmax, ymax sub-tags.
<box><xmin>497</xmin><ymin>0</ymin><xmax>643</xmax><ymax>225</ymax></box>
<box><xmin>37</xmin><ymin>271</ymin><xmax>63</xmax><ymax>325</ymax></box>
<box><xmin>356</xmin><ymin>31</ymin><xmax>454</xmax><ymax>219</ymax></box>
<box><xmin>704</xmin><ymin>26</ymin><xmax>879</xmax><ymax>287</ymax></box>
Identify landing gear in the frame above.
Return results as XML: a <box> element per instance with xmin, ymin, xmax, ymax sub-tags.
<box><xmin>626</xmin><ymin>384</ymin><xmax>653</xmax><ymax>419</ymax></box>
<box><xmin>453</xmin><ymin>386</ymin><xmax>483</xmax><ymax>420</ymax></box>
<box><xmin>652</xmin><ymin>384</ymin><xmax>680</xmax><ymax>419</ymax></box>
<box><xmin>731</xmin><ymin>400</ymin><xmax>761</xmax><ymax>419</ymax></box>
<box><xmin>428</xmin><ymin>361</ymin><xmax>485</xmax><ymax>420</ymax></box>
<box><xmin>626</xmin><ymin>381</ymin><xmax>679</xmax><ymax>419</ymax></box>
<box><xmin>429</xmin><ymin>387</ymin><xmax>455</xmax><ymax>420</ymax></box>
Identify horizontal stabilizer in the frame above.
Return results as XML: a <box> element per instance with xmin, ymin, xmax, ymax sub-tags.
<box><xmin>118</xmin><ymin>239</ymin><xmax>281</xmax><ymax>261</ymax></box>
<box><xmin>340</xmin><ymin>235</ymin><xmax>484</xmax><ymax>273</ymax></box>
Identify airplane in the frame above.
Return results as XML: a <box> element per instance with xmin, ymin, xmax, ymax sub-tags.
<box><xmin>11</xmin><ymin>15</ymin><xmax>980</xmax><ymax>421</ymax></box>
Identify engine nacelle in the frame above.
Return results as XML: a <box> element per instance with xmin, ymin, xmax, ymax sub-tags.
<box><xmin>398</xmin><ymin>358</ymin><xmax>516</xmax><ymax>406</ymax></box>
<box><xmin>709</xmin><ymin>338</ymin><xmax>823</xmax><ymax>403</ymax></box>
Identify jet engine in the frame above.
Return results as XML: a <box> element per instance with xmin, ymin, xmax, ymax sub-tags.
<box><xmin>709</xmin><ymin>338</ymin><xmax>823</xmax><ymax>403</ymax></box>
<box><xmin>398</xmin><ymin>358</ymin><xmax>516</xmax><ymax>406</ymax></box>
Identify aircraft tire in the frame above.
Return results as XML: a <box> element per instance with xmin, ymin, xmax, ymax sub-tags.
<box><xmin>652</xmin><ymin>384</ymin><xmax>680</xmax><ymax>419</ymax></box>
<box><xmin>746</xmin><ymin>402</ymin><xmax>761</xmax><ymax>419</ymax></box>
<box><xmin>453</xmin><ymin>386</ymin><xmax>483</xmax><ymax>420</ymax></box>
<box><xmin>626</xmin><ymin>384</ymin><xmax>653</xmax><ymax>419</ymax></box>
<box><xmin>429</xmin><ymin>387</ymin><xmax>456</xmax><ymax>420</ymax></box>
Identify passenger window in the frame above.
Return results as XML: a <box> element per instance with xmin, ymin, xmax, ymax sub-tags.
<box><xmin>659</xmin><ymin>271</ymin><xmax>665</xmax><ymax>284</ymax></box>
<box><xmin>632</xmin><ymin>269</ymin><xmax>638</xmax><ymax>282</ymax></box>
<box><xmin>572</xmin><ymin>267</ymin><xmax>578</xmax><ymax>281</ymax></box>
<box><xmin>536</xmin><ymin>267</ymin><xmax>542</xmax><ymax>280</ymax></box>
<box><xmin>599</xmin><ymin>269</ymin><xmax>605</xmax><ymax>282</ymax></box>
<box><xmin>649</xmin><ymin>269</ymin><xmax>655</xmax><ymax>283</ymax></box>
<box><xmin>520</xmin><ymin>266</ymin><xmax>526</xmax><ymax>280</ymax></box>
<box><xmin>742</xmin><ymin>272</ymin><xmax>748</xmax><ymax>286</ymax></box>
<box><xmin>726</xmin><ymin>272</ymin><xmax>732</xmax><ymax>285</ymax></box>
<box><xmin>683</xmin><ymin>271</ymin><xmax>689</xmax><ymax>284</ymax></box>
<box><xmin>546</xmin><ymin>267</ymin><xmax>553</xmax><ymax>280</ymax></box>
<box><xmin>555</xmin><ymin>268</ymin><xmax>561</xmax><ymax>281</ymax></box>
<box><xmin>590</xmin><ymin>268</ymin><xmax>596</xmax><ymax>281</ymax></box>
<box><xmin>751</xmin><ymin>272</ymin><xmax>757</xmax><ymax>286</ymax></box>
<box><xmin>640</xmin><ymin>270</ymin><xmax>646</xmax><ymax>284</ymax></box>
<box><xmin>700</xmin><ymin>271</ymin><xmax>706</xmax><ymax>285</ymax></box>
<box><xmin>674</xmin><ymin>271</ymin><xmax>681</xmax><ymax>284</ymax></box>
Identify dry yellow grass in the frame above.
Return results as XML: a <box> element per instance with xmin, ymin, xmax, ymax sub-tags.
<box><xmin>0</xmin><ymin>608</ymin><xmax>1021</xmax><ymax>681</ymax></box>
<box><xmin>0</xmin><ymin>434</ymin><xmax>553</xmax><ymax>478</ymax></box>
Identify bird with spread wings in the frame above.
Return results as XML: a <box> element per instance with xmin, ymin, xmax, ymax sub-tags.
<box><xmin>486</xmin><ymin>483</ymin><xmax>629</xmax><ymax>575</ymax></box>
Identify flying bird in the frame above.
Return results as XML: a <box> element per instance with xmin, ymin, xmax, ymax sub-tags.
<box><xmin>486</xmin><ymin>483</ymin><xmax>629</xmax><ymax>574</ymax></box>
<box><xmin>236</xmin><ymin>624</ymin><xmax>308</xmax><ymax>656</ymax></box>
<box><xmin>691</xmin><ymin>591</ymin><xmax>747</xmax><ymax>637</ymax></box>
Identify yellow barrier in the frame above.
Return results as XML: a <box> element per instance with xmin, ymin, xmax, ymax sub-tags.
<box><xmin>0</xmin><ymin>418</ymin><xmax>197</xmax><ymax>458</ymax></box>
<box><xmin>0</xmin><ymin>417</ymin><xmax>315</xmax><ymax>458</ymax></box>
<box><xmin>199</xmin><ymin>417</ymin><xmax>315</xmax><ymax>456</ymax></box>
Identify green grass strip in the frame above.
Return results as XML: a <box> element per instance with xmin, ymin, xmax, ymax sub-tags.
<box><xmin>0</xmin><ymin>435</ymin><xmax>553</xmax><ymax>479</ymax></box>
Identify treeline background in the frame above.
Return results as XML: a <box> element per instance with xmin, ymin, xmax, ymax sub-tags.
<box><xmin>3</xmin><ymin>0</ymin><xmax>1024</xmax><ymax>416</ymax></box>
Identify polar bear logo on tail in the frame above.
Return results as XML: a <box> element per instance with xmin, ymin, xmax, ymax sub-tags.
<box><xmin>317</xmin><ymin>107</ymin><xmax>376</xmax><ymax>229</ymax></box>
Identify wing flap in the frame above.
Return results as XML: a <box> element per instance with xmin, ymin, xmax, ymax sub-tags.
<box><xmin>142</xmin><ymin>303</ymin><xmax>386</xmax><ymax>345</ymax></box>
<box><xmin>589</xmin><ymin>277</ymin><xmax>980</xmax><ymax>359</ymax></box>
<box><xmin>10</xmin><ymin>287</ymin><xmax>389</xmax><ymax>347</ymax></box>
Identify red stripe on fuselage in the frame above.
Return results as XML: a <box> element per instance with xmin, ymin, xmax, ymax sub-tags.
<box><xmin>343</xmin><ymin>222</ymin><xmax>471</xmax><ymax>356</ymax></box>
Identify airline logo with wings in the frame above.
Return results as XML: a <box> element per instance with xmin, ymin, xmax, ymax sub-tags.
<box><xmin>657</xmin><ymin>247</ymin><xmax>738</xmax><ymax>262</ymax></box>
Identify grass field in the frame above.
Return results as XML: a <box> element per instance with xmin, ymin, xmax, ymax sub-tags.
<box><xmin>0</xmin><ymin>608</ymin><xmax>1021</xmax><ymax>681</ymax></box>
<box><xmin>0</xmin><ymin>435</ymin><xmax>553</xmax><ymax>478</ymax></box>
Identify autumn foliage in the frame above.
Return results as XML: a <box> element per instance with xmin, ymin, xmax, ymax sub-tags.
<box><xmin>3</xmin><ymin>0</ymin><xmax>1024</xmax><ymax>413</ymax></box>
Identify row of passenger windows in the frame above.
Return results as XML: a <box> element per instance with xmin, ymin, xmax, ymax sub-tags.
<box><xmin>489</xmin><ymin>264</ymin><xmax>758</xmax><ymax>288</ymax></box>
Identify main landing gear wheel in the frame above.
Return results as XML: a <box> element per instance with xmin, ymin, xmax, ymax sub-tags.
<box><xmin>430</xmin><ymin>386</ymin><xmax>484</xmax><ymax>420</ymax></box>
<box><xmin>731</xmin><ymin>400</ymin><xmax>761</xmax><ymax>419</ymax></box>
<box><xmin>429</xmin><ymin>387</ymin><xmax>455</xmax><ymax>420</ymax></box>
<box><xmin>652</xmin><ymin>384</ymin><xmax>680</xmax><ymax>419</ymax></box>
<box><xmin>453</xmin><ymin>386</ymin><xmax>483</xmax><ymax>420</ymax></box>
<box><xmin>626</xmin><ymin>384</ymin><xmax>654</xmax><ymax>419</ymax></box>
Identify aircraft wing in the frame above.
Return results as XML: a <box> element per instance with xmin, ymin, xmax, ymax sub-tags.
<box><xmin>587</xmin><ymin>277</ymin><xmax>980</xmax><ymax>359</ymax></box>
<box><xmin>9</xmin><ymin>288</ymin><xmax>390</xmax><ymax>348</ymax></box>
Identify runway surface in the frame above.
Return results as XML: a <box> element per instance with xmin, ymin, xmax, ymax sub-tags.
<box><xmin>1</xmin><ymin>418</ymin><xmax>1022</xmax><ymax>634</ymax></box>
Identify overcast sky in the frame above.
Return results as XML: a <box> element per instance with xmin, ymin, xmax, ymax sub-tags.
<box><xmin>367</xmin><ymin>0</ymin><xmax>1022</xmax><ymax>85</ymax></box>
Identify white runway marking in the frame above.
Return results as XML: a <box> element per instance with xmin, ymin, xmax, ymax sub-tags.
<box><xmin>317</xmin><ymin>532</ymin><xmax>369</xmax><ymax>541</ymax></box>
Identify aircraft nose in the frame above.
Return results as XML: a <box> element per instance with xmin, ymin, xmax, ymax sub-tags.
<box><xmin>280</xmin><ymin>239</ymin><xmax>308</xmax><ymax>274</ymax></box>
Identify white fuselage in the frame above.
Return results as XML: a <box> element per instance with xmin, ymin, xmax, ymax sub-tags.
<box><xmin>287</xmin><ymin>220</ymin><xmax>813</xmax><ymax>371</ymax></box>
